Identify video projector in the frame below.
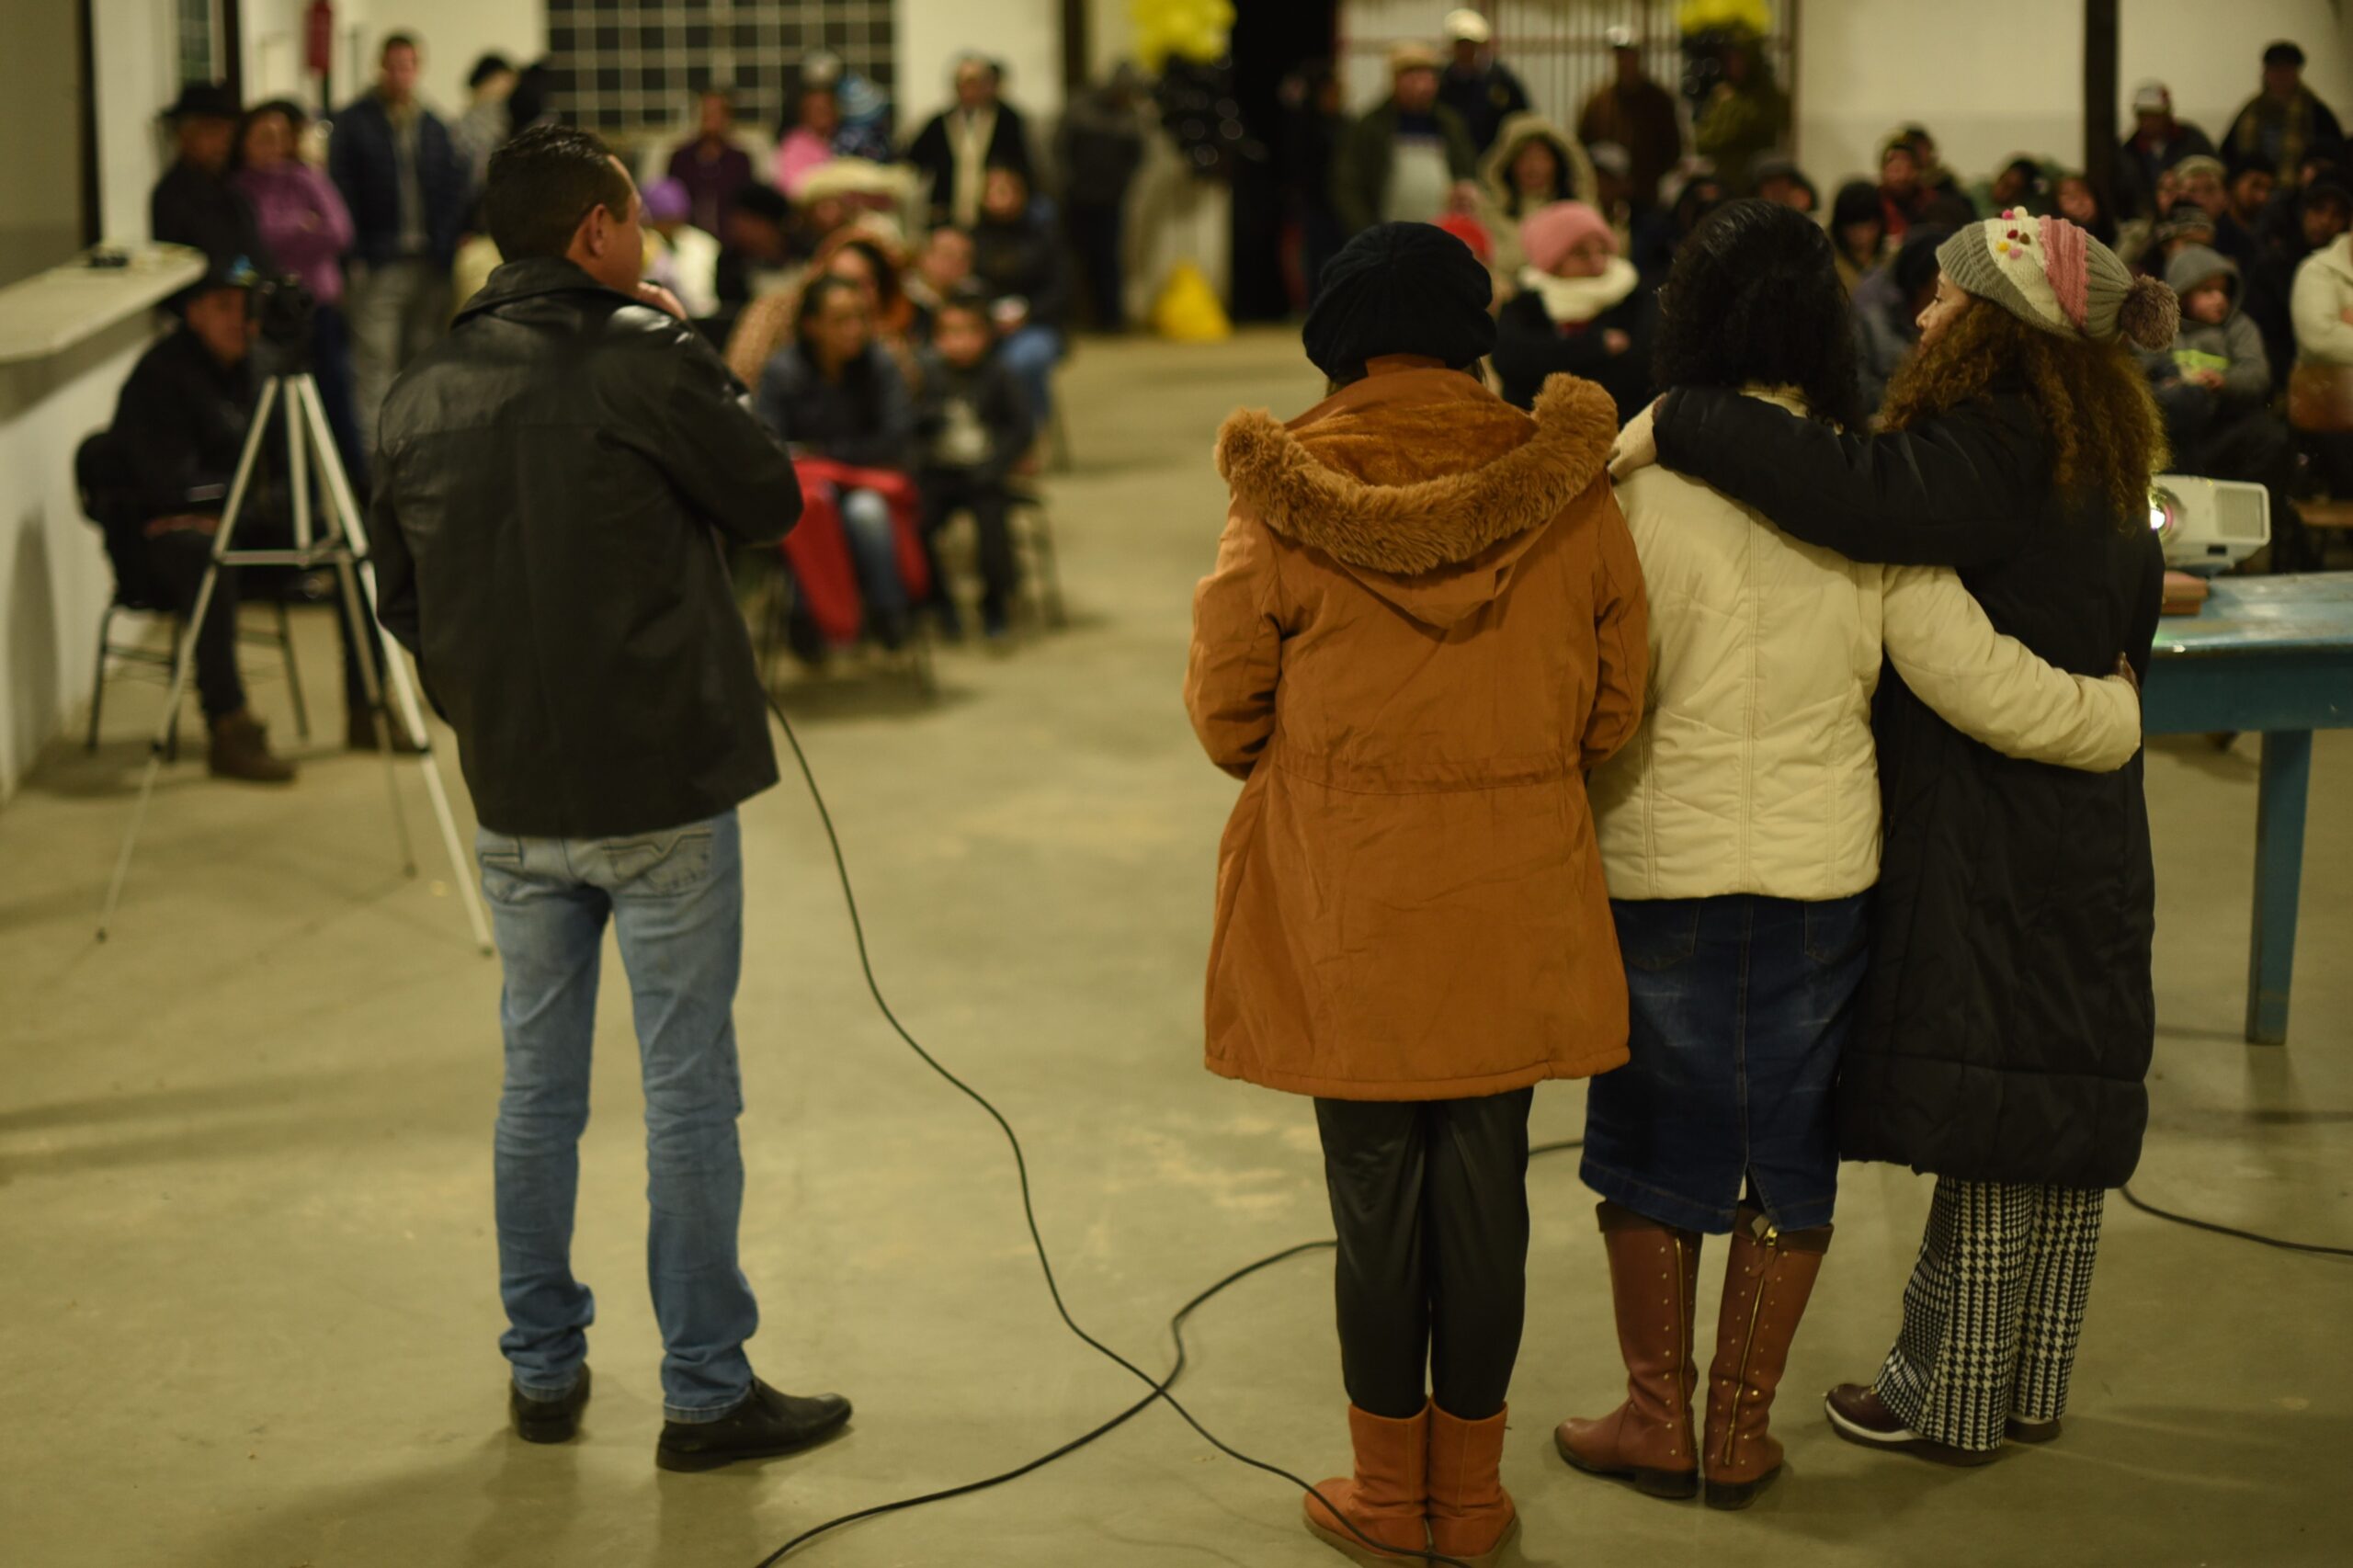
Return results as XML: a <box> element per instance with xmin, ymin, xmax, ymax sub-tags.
<box><xmin>2149</xmin><ymin>474</ymin><xmax>2269</xmax><ymax>574</ymax></box>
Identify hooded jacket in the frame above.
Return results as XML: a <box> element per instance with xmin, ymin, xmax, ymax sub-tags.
<box><xmin>2141</xmin><ymin>244</ymin><xmax>2269</xmax><ymax>406</ymax></box>
<box><xmin>1596</xmin><ymin>389</ymin><xmax>2143</xmax><ymax>903</ymax></box>
<box><xmin>369</xmin><ymin>258</ymin><xmax>801</xmax><ymax>838</ymax></box>
<box><xmin>1473</xmin><ymin>115</ymin><xmax>1600</xmax><ymax>283</ymax></box>
<box><xmin>1186</xmin><ymin>361</ymin><xmax>1645</xmax><ymax>1100</ymax></box>
<box><xmin>2290</xmin><ymin>232</ymin><xmax>2353</xmax><ymax>367</ymax></box>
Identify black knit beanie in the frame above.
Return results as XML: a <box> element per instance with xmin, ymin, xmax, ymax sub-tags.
<box><xmin>1302</xmin><ymin>222</ymin><xmax>1496</xmax><ymax>382</ymax></box>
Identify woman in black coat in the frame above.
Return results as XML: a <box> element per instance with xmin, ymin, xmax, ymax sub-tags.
<box><xmin>1613</xmin><ymin>212</ymin><xmax>2178</xmax><ymax>1466</ymax></box>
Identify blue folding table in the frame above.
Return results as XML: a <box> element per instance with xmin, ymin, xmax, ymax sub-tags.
<box><xmin>2143</xmin><ymin>574</ymin><xmax>2353</xmax><ymax>1043</ymax></box>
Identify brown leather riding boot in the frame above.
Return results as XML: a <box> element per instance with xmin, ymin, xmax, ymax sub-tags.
<box><xmin>1702</xmin><ymin>1206</ymin><xmax>1832</xmax><ymax>1510</ymax></box>
<box><xmin>1303</xmin><ymin>1403</ymin><xmax>1429</xmax><ymax>1564</ymax></box>
<box><xmin>1554</xmin><ymin>1201</ymin><xmax>1701</xmax><ymax>1499</ymax></box>
<box><xmin>1427</xmin><ymin>1403</ymin><xmax>1518</xmax><ymax>1566</ymax></box>
<box><xmin>208</xmin><ymin>710</ymin><xmax>297</xmax><ymax>784</ymax></box>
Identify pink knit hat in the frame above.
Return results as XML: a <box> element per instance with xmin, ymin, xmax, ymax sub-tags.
<box><xmin>1520</xmin><ymin>200</ymin><xmax>1618</xmax><ymax>277</ymax></box>
<box><xmin>1937</xmin><ymin>208</ymin><xmax>2177</xmax><ymax>348</ymax></box>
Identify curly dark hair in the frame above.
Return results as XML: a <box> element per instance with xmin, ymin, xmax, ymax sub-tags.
<box><xmin>1880</xmin><ymin>299</ymin><xmax>2168</xmax><ymax>532</ymax></box>
<box><xmin>1652</xmin><ymin>199</ymin><xmax>1864</xmax><ymax>429</ymax></box>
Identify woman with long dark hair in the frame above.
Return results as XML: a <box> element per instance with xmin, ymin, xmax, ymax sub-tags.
<box><xmin>1556</xmin><ymin>200</ymin><xmax>2143</xmax><ymax>1511</ymax></box>
<box><xmin>755</xmin><ymin>275</ymin><xmax>923</xmax><ymax>652</ymax></box>
<box><xmin>1610</xmin><ymin>210</ymin><xmax>2176</xmax><ymax>1469</ymax></box>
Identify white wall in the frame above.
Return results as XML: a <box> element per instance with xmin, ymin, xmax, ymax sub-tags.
<box><xmin>898</xmin><ymin>0</ymin><xmax>1066</xmax><ymax>129</ymax></box>
<box><xmin>1796</xmin><ymin>0</ymin><xmax>2353</xmax><ymax>191</ymax></box>
<box><xmin>0</xmin><ymin>0</ymin><xmax>188</xmax><ymax>796</ymax></box>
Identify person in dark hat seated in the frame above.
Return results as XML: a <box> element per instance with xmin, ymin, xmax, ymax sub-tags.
<box><xmin>91</xmin><ymin>263</ymin><xmax>402</xmax><ymax>782</ymax></box>
<box><xmin>152</xmin><ymin>83</ymin><xmax>272</xmax><ymax>274</ymax></box>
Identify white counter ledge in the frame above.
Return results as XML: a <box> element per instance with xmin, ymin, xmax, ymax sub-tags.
<box><xmin>0</xmin><ymin>244</ymin><xmax>205</xmax><ymax>365</ymax></box>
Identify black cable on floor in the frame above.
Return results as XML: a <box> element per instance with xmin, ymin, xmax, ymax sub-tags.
<box><xmin>761</xmin><ymin>697</ymin><xmax>1584</xmax><ymax>1567</ymax></box>
<box><xmin>2119</xmin><ymin>1184</ymin><xmax>2353</xmax><ymax>1258</ymax></box>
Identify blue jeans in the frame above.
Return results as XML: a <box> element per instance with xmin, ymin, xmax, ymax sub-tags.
<box><xmin>838</xmin><ymin>487</ymin><xmax>910</xmax><ymax>635</ymax></box>
<box><xmin>477</xmin><ymin>811</ymin><xmax>760</xmax><ymax>1422</ymax></box>
<box><xmin>1581</xmin><ymin>893</ymin><xmax>1870</xmax><ymax>1234</ymax></box>
<box><xmin>999</xmin><ymin>324</ymin><xmax>1064</xmax><ymax>426</ymax></box>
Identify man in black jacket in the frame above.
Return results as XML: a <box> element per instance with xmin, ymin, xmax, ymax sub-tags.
<box><xmin>905</xmin><ymin>54</ymin><xmax>1034</xmax><ymax>229</ymax></box>
<box><xmin>369</xmin><ymin>125</ymin><xmax>847</xmax><ymax>1471</ymax></box>
<box><xmin>150</xmin><ymin>83</ymin><xmax>271</xmax><ymax>276</ymax></box>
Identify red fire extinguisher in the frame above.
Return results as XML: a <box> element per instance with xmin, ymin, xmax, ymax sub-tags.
<box><xmin>305</xmin><ymin>0</ymin><xmax>334</xmax><ymax>76</ymax></box>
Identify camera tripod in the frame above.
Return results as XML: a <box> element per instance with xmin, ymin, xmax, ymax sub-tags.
<box><xmin>97</xmin><ymin>367</ymin><xmax>493</xmax><ymax>954</ymax></box>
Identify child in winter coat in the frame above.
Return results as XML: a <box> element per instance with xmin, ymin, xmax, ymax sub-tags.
<box><xmin>915</xmin><ymin>293</ymin><xmax>1035</xmax><ymax>638</ymax></box>
<box><xmin>1493</xmin><ymin>199</ymin><xmax>1655</xmax><ymax>422</ymax></box>
<box><xmin>2143</xmin><ymin>244</ymin><xmax>2306</xmax><ymax>565</ymax></box>
<box><xmin>1187</xmin><ymin>222</ymin><xmax>1646</xmax><ymax>1568</ymax></box>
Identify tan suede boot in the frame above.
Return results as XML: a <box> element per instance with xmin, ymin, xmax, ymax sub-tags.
<box><xmin>1554</xmin><ymin>1201</ymin><xmax>1701</xmax><ymax>1499</ymax></box>
<box><xmin>1702</xmin><ymin>1207</ymin><xmax>1832</xmax><ymax>1509</ymax></box>
<box><xmin>208</xmin><ymin>710</ymin><xmax>297</xmax><ymax>784</ymax></box>
<box><xmin>1427</xmin><ymin>1403</ymin><xmax>1518</xmax><ymax>1565</ymax></box>
<box><xmin>1303</xmin><ymin>1403</ymin><xmax>1429</xmax><ymax>1564</ymax></box>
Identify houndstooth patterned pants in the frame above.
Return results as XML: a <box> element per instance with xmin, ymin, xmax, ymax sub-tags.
<box><xmin>1872</xmin><ymin>1177</ymin><xmax>2107</xmax><ymax>1450</ymax></box>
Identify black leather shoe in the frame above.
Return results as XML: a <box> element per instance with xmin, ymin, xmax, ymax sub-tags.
<box><xmin>511</xmin><ymin>1366</ymin><xmax>591</xmax><ymax>1444</ymax></box>
<box><xmin>655</xmin><ymin>1378</ymin><xmax>853</xmax><ymax>1472</ymax></box>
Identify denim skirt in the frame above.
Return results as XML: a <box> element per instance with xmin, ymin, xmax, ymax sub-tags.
<box><xmin>1580</xmin><ymin>892</ymin><xmax>1870</xmax><ymax>1234</ymax></box>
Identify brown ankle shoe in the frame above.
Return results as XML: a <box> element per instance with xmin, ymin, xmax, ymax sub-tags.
<box><xmin>1554</xmin><ymin>1201</ymin><xmax>1701</xmax><ymax>1500</ymax></box>
<box><xmin>1428</xmin><ymin>1403</ymin><xmax>1518</xmax><ymax>1565</ymax></box>
<box><xmin>1824</xmin><ymin>1383</ymin><xmax>2002</xmax><ymax>1467</ymax></box>
<box><xmin>1303</xmin><ymin>1403</ymin><xmax>1429</xmax><ymax>1564</ymax></box>
<box><xmin>1702</xmin><ymin>1207</ymin><xmax>1831</xmax><ymax>1510</ymax></box>
<box><xmin>208</xmin><ymin>710</ymin><xmax>297</xmax><ymax>784</ymax></box>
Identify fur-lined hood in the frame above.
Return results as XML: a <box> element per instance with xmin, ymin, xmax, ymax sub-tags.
<box><xmin>1215</xmin><ymin>364</ymin><xmax>1618</xmax><ymax>626</ymax></box>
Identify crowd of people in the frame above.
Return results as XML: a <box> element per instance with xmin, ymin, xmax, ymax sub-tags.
<box><xmin>1279</xmin><ymin>25</ymin><xmax>2353</xmax><ymax>572</ymax></box>
<box><xmin>124</xmin><ymin>34</ymin><xmax>1133</xmax><ymax>780</ymax></box>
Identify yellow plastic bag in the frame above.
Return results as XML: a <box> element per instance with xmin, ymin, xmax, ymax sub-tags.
<box><xmin>1152</xmin><ymin>261</ymin><xmax>1232</xmax><ymax>343</ymax></box>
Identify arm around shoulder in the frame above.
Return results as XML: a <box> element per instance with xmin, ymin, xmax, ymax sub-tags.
<box><xmin>1881</xmin><ymin>565</ymin><xmax>2141</xmax><ymax>772</ymax></box>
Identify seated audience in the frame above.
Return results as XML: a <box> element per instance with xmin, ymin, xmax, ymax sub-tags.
<box><xmin>1852</xmin><ymin>222</ymin><xmax>1951</xmax><ymax>416</ymax></box>
<box><xmin>1473</xmin><ymin>115</ymin><xmax>1598</xmax><ymax>295</ymax></box>
<box><xmin>2145</xmin><ymin>244</ymin><xmax>2308</xmax><ymax>567</ymax></box>
<box><xmin>2290</xmin><ymin>220</ymin><xmax>2353</xmax><ymax>496</ymax></box>
<box><xmin>2144</xmin><ymin>200</ymin><xmax>2219</xmax><ymax>273</ymax></box>
<box><xmin>2216</xmin><ymin>155</ymin><xmax>2275</xmax><ymax>268</ymax></box>
<box><xmin>96</xmin><ymin>267</ymin><xmax>390</xmax><ymax>781</ymax></box>
<box><xmin>806</xmin><ymin>50</ymin><xmax>897</xmax><ymax>165</ymax></box>
<box><xmin>774</xmin><ymin>81</ymin><xmax>842</xmax><ymax>199</ymax></box>
<box><xmin>2246</xmin><ymin>174</ymin><xmax>2349</xmax><ymax>387</ymax></box>
<box><xmin>1877</xmin><ymin>134</ymin><xmax>1933</xmax><ymax>240</ymax></box>
<box><xmin>917</xmin><ymin>293</ymin><xmax>1036</xmax><ymax>640</ymax></box>
<box><xmin>1830</xmin><ymin>178</ymin><xmax>1887</xmax><ymax>296</ymax></box>
<box><xmin>230</xmin><ymin>99</ymin><xmax>363</xmax><ymax>479</ymax></box>
<box><xmin>813</xmin><ymin>228</ymin><xmax>925</xmax><ymax>389</ymax></box>
<box><xmin>970</xmin><ymin>165</ymin><xmax>1071</xmax><ymax>426</ymax></box>
<box><xmin>153</xmin><ymin>83</ymin><xmax>271</xmax><ymax>274</ymax></box>
<box><xmin>756</xmin><ymin>277</ymin><xmax>924</xmax><ymax>652</ymax></box>
<box><xmin>1749</xmin><ymin>156</ymin><xmax>1817</xmax><ymax>212</ymax></box>
<box><xmin>1896</xmin><ymin>123</ymin><xmax>1968</xmax><ymax>206</ymax></box>
<box><xmin>905</xmin><ymin>224</ymin><xmax>976</xmax><ymax>335</ymax></box>
<box><xmin>1494</xmin><ymin>200</ymin><xmax>1654</xmax><ymax>423</ymax></box>
<box><xmin>642</xmin><ymin>177</ymin><xmax>722</xmax><ymax>322</ymax></box>
<box><xmin>668</xmin><ymin>87</ymin><xmax>758</xmax><ymax>237</ymax></box>
<box><xmin>2053</xmin><ymin>171</ymin><xmax>2119</xmax><ymax>247</ymax></box>
<box><xmin>2119</xmin><ymin>79</ymin><xmax>2213</xmax><ymax>221</ymax></box>
<box><xmin>1972</xmin><ymin>155</ymin><xmax>2050</xmax><ymax>219</ymax></box>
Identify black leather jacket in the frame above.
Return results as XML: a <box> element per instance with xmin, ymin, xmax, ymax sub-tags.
<box><xmin>369</xmin><ymin>258</ymin><xmax>801</xmax><ymax>838</ymax></box>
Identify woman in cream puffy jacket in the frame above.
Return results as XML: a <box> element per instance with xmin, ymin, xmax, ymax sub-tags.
<box><xmin>1554</xmin><ymin>202</ymin><xmax>2143</xmax><ymax>1513</ymax></box>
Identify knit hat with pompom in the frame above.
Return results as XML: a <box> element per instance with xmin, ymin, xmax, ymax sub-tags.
<box><xmin>1937</xmin><ymin>210</ymin><xmax>2178</xmax><ymax>350</ymax></box>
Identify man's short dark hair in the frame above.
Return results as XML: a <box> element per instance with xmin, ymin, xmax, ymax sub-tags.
<box><xmin>382</xmin><ymin>33</ymin><xmax>418</xmax><ymax>61</ymax></box>
<box><xmin>486</xmin><ymin>124</ymin><xmax>633</xmax><ymax>261</ymax></box>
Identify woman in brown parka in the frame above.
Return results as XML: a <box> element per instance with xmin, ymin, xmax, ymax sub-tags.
<box><xmin>1186</xmin><ymin>222</ymin><xmax>1647</xmax><ymax>1568</ymax></box>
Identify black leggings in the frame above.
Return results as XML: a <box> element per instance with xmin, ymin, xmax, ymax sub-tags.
<box><xmin>1314</xmin><ymin>1089</ymin><xmax>1533</xmax><ymax>1421</ymax></box>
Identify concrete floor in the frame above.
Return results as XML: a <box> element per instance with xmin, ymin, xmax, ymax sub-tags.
<box><xmin>3</xmin><ymin>331</ymin><xmax>2348</xmax><ymax>1568</ymax></box>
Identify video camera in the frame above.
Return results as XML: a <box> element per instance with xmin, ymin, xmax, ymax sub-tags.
<box><xmin>247</xmin><ymin>273</ymin><xmax>317</xmax><ymax>361</ymax></box>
